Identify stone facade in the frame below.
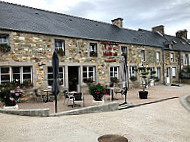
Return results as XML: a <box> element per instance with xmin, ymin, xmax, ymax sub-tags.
<box><xmin>1</xmin><ymin>29</ymin><xmax>189</xmax><ymax>92</ymax></box>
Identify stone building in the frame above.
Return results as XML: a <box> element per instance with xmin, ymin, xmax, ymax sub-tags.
<box><xmin>0</xmin><ymin>1</ymin><xmax>190</xmax><ymax>91</ymax></box>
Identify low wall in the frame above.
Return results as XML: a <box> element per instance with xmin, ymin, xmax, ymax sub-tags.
<box><xmin>0</xmin><ymin>108</ymin><xmax>50</xmax><ymax>117</ymax></box>
<box><xmin>50</xmin><ymin>102</ymin><xmax>119</xmax><ymax>117</ymax></box>
<box><xmin>179</xmin><ymin>94</ymin><xmax>190</xmax><ymax>113</ymax></box>
<box><xmin>181</xmin><ymin>79</ymin><xmax>190</xmax><ymax>84</ymax></box>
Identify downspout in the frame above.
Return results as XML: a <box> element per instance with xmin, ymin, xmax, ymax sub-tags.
<box><xmin>162</xmin><ymin>48</ymin><xmax>166</xmax><ymax>85</ymax></box>
<box><xmin>178</xmin><ymin>51</ymin><xmax>181</xmax><ymax>84</ymax></box>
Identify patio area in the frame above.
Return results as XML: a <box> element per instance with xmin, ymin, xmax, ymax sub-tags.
<box><xmin>16</xmin><ymin>84</ymin><xmax>190</xmax><ymax>114</ymax></box>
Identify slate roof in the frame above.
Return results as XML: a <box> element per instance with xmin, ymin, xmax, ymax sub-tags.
<box><xmin>0</xmin><ymin>1</ymin><xmax>190</xmax><ymax>52</ymax></box>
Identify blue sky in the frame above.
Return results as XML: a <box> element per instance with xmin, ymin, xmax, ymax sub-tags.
<box><xmin>2</xmin><ymin>0</ymin><xmax>190</xmax><ymax>38</ymax></box>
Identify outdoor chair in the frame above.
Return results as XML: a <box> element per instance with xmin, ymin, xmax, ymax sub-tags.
<box><xmin>34</xmin><ymin>89</ymin><xmax>45</xmax><ymax>102</ymax></box>
<box><xmin>104</xmin><ymin>85</ymin><xmax>112</xmax><ymax>101</ymax></box>
<box><xmin>63</xmin><ymin>90</ymin><xmax>74</xmax><ymax>105</ymax></box>
<box><xmin>74</xmin><ymin>92</ymin><xmax>84</xmax><ymax>107</ymax></box>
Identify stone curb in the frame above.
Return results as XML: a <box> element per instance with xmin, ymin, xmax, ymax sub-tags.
<box><xmin>50</xmin><ymin>102</ymin><xmax>119</xmax><ymax>117</ymax></box>
<box><xmin>0</xmin><ymin>108</ymin><xmax>50</xmax><ymax>117</ymax></box>
<box><xmin>179</xmin><ymin>94</ymin><xmax>190</xmax><ymax>113</ymax></box>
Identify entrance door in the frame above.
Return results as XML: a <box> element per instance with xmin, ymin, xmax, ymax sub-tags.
<box><xmin>166</xmin><ymin>67</ymin><xmax>170</xmax><ymax>84</ymax></box>
<box><xmin>68</xmin><ymin>66</ymin><xmax>79</xmax><ymax>91</ymax></box>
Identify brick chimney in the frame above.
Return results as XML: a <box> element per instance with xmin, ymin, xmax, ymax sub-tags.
<box><xmin>152</xmin><ymin>25</ymin><xmax>165</xmax><ymax>35</ymax></box>
<box><xmin>111</xmin><ymin>18</ymin><xmax>123</xmax><ymax>28</ymax></box>
<box><xmin>176</xmin><ymin>30</ymin><xmax>187</xmax><ymax>39</ymax></box>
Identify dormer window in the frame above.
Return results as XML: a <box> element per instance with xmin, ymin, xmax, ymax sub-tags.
<box><xmin>121</xmin><ymin>46</ymin><xmax>127</xmax><ymax>56</ymax></box>
<box><xmin>89</xmin><ymin>43</ymin><xmax>97</xmax><ymax>57</ymax></box>
<box><xmin>0</xmin><ymin>34</ymin><xmax>11</xmax><ymax>53</ymax></box>
<box><xmin>141</xmin><ymin>50</ymin><xmax>145</xmax><ymax>61</ymax></box>
<box><xmin>184</xmin><ymin>54</ymin><xmax>188</xmax><ymax>65</ymax></box>
<box><xmin>55</xmin><ymin>39</ymin><xmax>65</xmax><ymax>56</ymax></box>
<box><xmin>156</xmin><ymin>51</ymin><xmax>160</xmax><ymax>62</ymax></box>
<box><xmin>170</xmin><ymin>53</ymin><xmax>174</xmax><ymax>62</ymax></box>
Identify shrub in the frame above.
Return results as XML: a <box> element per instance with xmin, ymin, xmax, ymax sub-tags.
<box><xmin>89</xmin><ymin>83</ymin><xmax>105</xmax><ymax>101</ymax></box>
<box><xmin>130</xmin><ymin>76</ymin><xmax>137</xmax><ymax>81</ymax></box>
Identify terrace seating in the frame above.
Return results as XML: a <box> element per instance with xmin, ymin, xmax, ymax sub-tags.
<box><xmin>74</xmin><ymin>92</ymin><xmax>84</xmax><ymax>107</ymax></box>
<box><xmin>34</xmin><ymin>89</ymin><xmax>45</xmax><ymax>102</ymax></box>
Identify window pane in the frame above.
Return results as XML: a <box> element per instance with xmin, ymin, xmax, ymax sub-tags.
<box><xmin>83</xmin><ymin>67</ymin><xmax>87</xmax><ymax>71</ymax></box>
<box><xmin>23</xmin><ymin>74</ymin><xmax>31</xmax><ymax>80</ymax></box>
<box><xmin>23</xmin><ymin>67</ymin><xmax>31</xmax><ymax>72</ymax></box>
<box><xmin>12</xmin><ymin>67</ymin><xmax>20</xmax><ymax>73</ymax></box>
<box><xmin>48</xmin><ymin>67</ymin><xmax>53</xmax><ymax>73</ymax></box>
<box><xmin>1</xmin><ymin>67</ymin><xmax>9</xmax><ymax>73</ymax></box>
<box><xmin>89</xmin><ymin>72</ymin><xmax>93</xmax><ymax>78</ymax></box>
<box><xmin>1</xmin><ymin>75</ymin><xmax>10</xmax><ymax>81</ymax></box>
<box><xmin>48</xmin><ymin>74</ymin><xmax>53</xmax><ymax>79</ymax></box>
<box><xmin>48</xmin><ymin>80</ymin><xmax>53</xmax><ymax>86</ymax></box>
<box><xmin>114</xmin><ymin>67</ymin><xmax>117</xmax><ymax>72</ymax></box>
<box><xmin>83</xmin><ymin>72</ymin><xmax>87</xmax><ymax>78</ymax></box>
<box><xmin>59</xmin><ymin>67</ymin><xmax>63</xmax><ymax>72</ymax></box>
<box><xmin>89</xmin><ymin>67</ymin><xmax>93</xmax><ymax>71</ymax></box>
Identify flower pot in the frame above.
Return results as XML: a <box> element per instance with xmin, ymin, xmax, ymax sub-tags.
<box><xmin>3</xmin><ymin>104</ymin><xmax>18</xmax><ymax>110</ymax></box>
<box><xmin>93</xmin><ymin>99</ymin><xmax>104</xmax><ymax>105</ymax></box>
<box><xmin>139</xmin><ymin>91</ymin><xmax>148</xmax><ymax>99</ymax></box>
<box><xmin>4</xmin><ymin>100</ymin><xmax>16</xmax><ymax>106</ymax></box>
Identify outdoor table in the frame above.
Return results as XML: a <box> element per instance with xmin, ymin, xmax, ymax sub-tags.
<box><xmin>107</xmin><ymin>87</ymin><xmax>119</xmax><ymax>101</ymax></box>
<box><xmin>43</xmin><ymin>89</ymin><xmax>51</xmax><ymax>103</ymax></box>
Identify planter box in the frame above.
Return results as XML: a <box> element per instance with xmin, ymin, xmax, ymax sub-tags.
<box><xmin>3</xmin><ymin>104</ymin><xmax>18</xmax><ymax>110</ymax></box>
<box><xmin>93</xmin><ymin>100</ymin><xmax>104</xmax><ymax>105</ymax></box>
<box><xmin>139</xmin><ymin>91</ymin><xmax>148</xmax><ymax>99</ymax></box>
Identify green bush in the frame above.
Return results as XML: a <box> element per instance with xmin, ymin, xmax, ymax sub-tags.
<box><xmin>89</xmin><ymin>83</ymin><xmax>105</xmax><ymax>101</ymax></box>
<box><xmin>130</xmin><ymin>76</ymin><xmax>137</xmax><ymax>81</ymax></box>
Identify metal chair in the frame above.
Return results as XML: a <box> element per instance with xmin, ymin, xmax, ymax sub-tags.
<box><xmin>63</xmin><ymin>90</ymin><xmax>74</xmax><ymax>106</ymax></box>
<box><xmin>34</xmin><ymin>89</ymin><xmax>45</xmax><ymax>102</ymax></box>
<box><xmin>74</xmin><ymin>92</ymin><xmax>84</xmax><ymax>107</ymax></box>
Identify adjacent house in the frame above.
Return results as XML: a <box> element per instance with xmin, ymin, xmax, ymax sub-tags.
<box><xmin>0</xmin><ymin>1</ymin><xmax>190</xmax><ymax>92</ymax></box>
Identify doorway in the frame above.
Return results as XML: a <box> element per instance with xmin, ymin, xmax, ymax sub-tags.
<box><xmin>68</xmin><ymin>66</ymin><xmax>79</xmax><ymax>91</ymax></box>
<box><xmin>166</xmin><ymin>67</ymin><xmax>170</xmax><ymax>84</ymax></box>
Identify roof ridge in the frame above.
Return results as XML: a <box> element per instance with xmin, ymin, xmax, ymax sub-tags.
<box><xmin>0</xmin><ymin>0</ymin><xmax>113</xmax><ymax>26</ymax></box>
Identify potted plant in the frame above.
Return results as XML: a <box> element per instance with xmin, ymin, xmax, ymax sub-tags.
<box><xmin>84</xmin><ymin>78</ymin><xmax>94</xmax><ymax>86</ymax></box>
<box><xmin>89</xmin><ymin>83</ymin><xmax>105</xmax><ymax>101</ymax></box>
<box><xmin>0</xmin><ymin>86</ymin><xmax>23</xmax><ymax>107</ymax></box>
<box><xmin>137</xmin><ymin>66</ymin><xmax>158</xmax><ymax>99</ymax></box>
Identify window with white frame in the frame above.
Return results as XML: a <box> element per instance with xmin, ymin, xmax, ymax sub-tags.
<box><xmin>170</xmin><ymin>53</ymin><xmax>174</xmax><ymax>62</ymax></box>
<box><xmin>141</xmin><ymin>50</ymin><xmax>145</xmax><ymax>61</ymax></box>
<box><xmin>172</xmin><ymin>67</ymin><xmax>176</xmax><ymax>78</ymax></box>
<box><xmin>121</xmin><ymin>46</ymin><xmax>127</xmax><ymax>55</ymax></box>
<box><xmin>156</xmin><ymin>67</ymin><xmax>161</xmax><ymax>79</ymax></box>
<box><xmin>47</xmin><ymin>66</ymin><xmax>65</xmax><ymax>86</ymax></box>
<box><xmin>0</xmin><ymin>35</ymin><xmax>8</xmax><ymax>44</ymax></box>
<box><xmin>184</xmin><ymin>54</ymin><xmax>188</xmax><ymax>65</ymax></box>
<box><xmin>89</xmin><ymin>43</ymin><xmax>97</xmax><ymax>57</ymax></box>
<box><xmin>110</xmin><ymin>66</ymin><xmax>119</xmax><ymax>80</ymax></box>
<box><xmin>83</xmin><ymin>66</ymin><xmax>96</xmax><ymax>82</ymax></box>
<box><xmin>156</xmin><ymin>51</ymin><xmax>160</xmax><ymax>62</ymax></box>
<box><xmin>0</xmin><ymin>66</ymin><xmax>32</xmax><ymax>84</ymax></box>
<box><xmin>55</xmin><ymin>39</ymin><xmax>65</xmax><ymax>56</ymax></box>
<box><xmin>129</xmin><ymin>66</ymin><xmax>137</xmax><ymax>77</ymax></box>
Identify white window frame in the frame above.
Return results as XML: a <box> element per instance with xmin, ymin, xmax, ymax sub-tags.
<box><xmin>172</xmin><ymin>67</ymin><xmax>176</xmax><ymax>77</ymax></box>
<box><xmin>55</xmin><ymin>39</ymin><xmax>65</xmax><ymax>52</ymax></box>
<box><xmin>47</xmin><ymin>66</ymin><xmax>65</xmax><ymax>86</ymax></box>
<box><xmin>0</xmin><ymin>66</ymin><xmax>32</xmax><ymax>84</ymax></box>
<box><xmin>184</xmin><ymin>54</ymin><xmax>188</xmax><ymax>65</ymax></box>
<box><xmin>89</xmin><ymin>43</ymin><xmax>97</xmax><ymax>57</ymax></box>
<box><xmin>110</xmin><ymin>66</ymin><xmax>119</xmax><ymax>80</ymax></box>
<box><xmin>156</xmin><ymin>51</ymin><xmax>160</xmax><ymax>62</ymax></box>
<box><xmin>0</xmin><ymin>35</ymin><xmax>8</xmax><ymax>44</ymax></box>
<box><xmin>130</xmin><ymin>66</ymin><xmax>137</xmax><ymax>77</ymax></box>
<box><xmin>141</xmin><ymin>50</ymin><xmax>145</xmax><ymax>61</ymax></box>
<box><xmin>83</xmin><ymin>66</ymin><xmax>96</xmax><ymax>82</ymax></box>
<box><xmin>156</xmin><ymin>67</ymin><xmax>161</xmax><ymax>79</ymax></box>
<box><xmin>170</xmin><ymin>53</ymin><xmax>174</xmax><ymax>62</ymax></box>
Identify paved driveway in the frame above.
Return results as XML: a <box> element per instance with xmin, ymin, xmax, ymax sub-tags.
<box><xmin>0</xmin><ymin>85</ymin><xmax>190</xmax><ymax>142</ymax></box>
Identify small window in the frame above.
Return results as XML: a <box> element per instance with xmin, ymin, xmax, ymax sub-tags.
<box><xmin>141</xmin><ymin>50</ymin><xmax>145</xmax><ymax>61</ymax></box>
<box><xmin>0</xmin><ymin>35</ymin><xmax>8</xmax><ymax>44</ymax></box>
<box><xmin>184</xmin><ymin>54</ymin><xmax>188</xmax><ymax>65</ymax></box>
<box><xmin>48</xmin><ymin>67</ymin><xmax>65</xmax><ymax>86</ymax></box>
<box><xmin>156</xmin><ymin>67</ymin><xmax>161</xmax><ymax>79</ymax></box>
<box><xmin>121</xmin><ymin>46</ymin><xmax>127</xmax><ymax>56</ymax></box>
<box><xmin>83</xmin><ymin>66</ymin><xmax>96</xmax><ymax>82</ymax></box>
<box><xmin>156</xmin><ymin>51</ymin><xmax>160</xmax><ymax>62</ymax></box>
<box><xmin>55</xmin><ymin>39</ymin><xmax>65</xmax><ymax>56</ymax></box>
<box><xmin>110</xmin><ymin>66</ymin><xmax>119</xmax><ymax>80</ymax></box>
<box><xmin>170</xmin><ymin>53</ymin><xmax>174</xmax><ymax>62</ymax></box>
<box><xmin>130</xmin><ymin>66</ymin><xmax>137</xmax><ymax>77</ymax></box>
<box><xmin>89</xmin><ymin>43</ymin><xmax>97</xmax><ymax>57</ymax></box>
<box><xmin>0</xmin><ymin>67</ymin><xmax>10</xmax><ymax>84</ymax></box>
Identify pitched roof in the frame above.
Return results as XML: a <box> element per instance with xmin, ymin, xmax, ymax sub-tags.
<box><xmin>0</xmin><ymin>1</ymin><xmax>190</xmax><ymax>52</ymax></box>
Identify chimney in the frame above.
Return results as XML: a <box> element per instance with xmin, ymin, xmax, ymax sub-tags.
<box><xmin>152</xmin><ymin>25</ymin><xmax>165</xmax><ymax>35</ymax></box>
<box><xmin>176</xmin><ymin>30</ymin><xmax>187</xmax><ymax>39</ymax></box>
<box><xmin>111</xmin><ymin>18</ymin><xmax>123</xmax><ymax>28</ymax></box>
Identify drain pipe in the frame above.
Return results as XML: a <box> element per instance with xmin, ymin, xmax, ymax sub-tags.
<box><xmin>178</xmin><ymin>51</ymin><xmax>181</xmax><ymax>84</ymax></box>
<box><xmin>162</xmin><ymin>48</ymin><xmax>166</xmax><ymax>85</ymax></box>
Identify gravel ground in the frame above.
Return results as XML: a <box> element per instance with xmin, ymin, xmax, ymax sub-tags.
<box><xmin>0</xmin><ymin>85</ymin><xmax>190</xmax><ymax>142</ymax></box>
